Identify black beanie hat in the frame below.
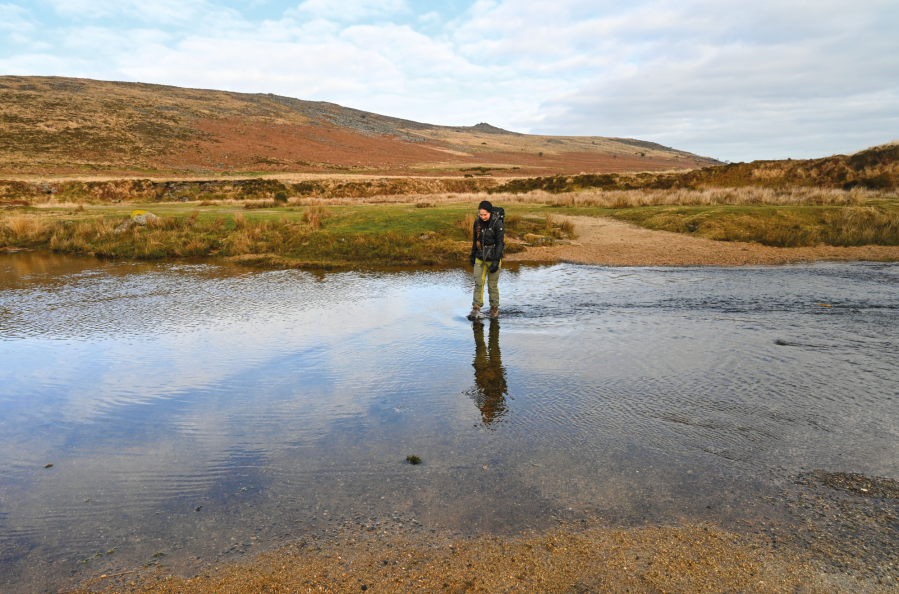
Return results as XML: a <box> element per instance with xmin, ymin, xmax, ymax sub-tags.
<box><xmin>478</xmin><ymin>200</ymin><xmax>493</xmax><ymax>212</ymax></box>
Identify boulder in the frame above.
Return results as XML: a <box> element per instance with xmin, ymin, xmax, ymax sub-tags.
<box><xmin>523</xmin><ymin>233</ymin><xmax>553</xmax><ymax>246</ymax></box>
<box><xmin>114</xmin><ymin>220</ymin><xmax>134</xmax><ymax>234</ymax></box>
<box><xmin>131</xmin><ymin>210</ymin><xmax>160</xmax><ymax>226</ymax></box>
<box><xmin>115</xmin><ymin>211</ymin><xmax>160</xmax><ymax>233</ymax></box>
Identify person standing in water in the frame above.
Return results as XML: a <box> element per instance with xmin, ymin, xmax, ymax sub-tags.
<box><xmin>468</xmin><ymin>200</ymin><xmax>505</xmax><ymax>319</ymax></box>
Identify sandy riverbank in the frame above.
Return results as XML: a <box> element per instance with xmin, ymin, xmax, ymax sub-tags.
<box><xmin>68</xmin><ymin>523</ymin><xmax>878</xmax><ymax>594</ymax></box>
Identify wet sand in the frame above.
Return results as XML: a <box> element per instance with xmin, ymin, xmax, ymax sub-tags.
<box><xmin>507</xmin><ymin>216</ymin><xmax>899</xmax><ymax>266</ymax></box>
<box><xmin>61</xmin><ymin>469</ymin><xmax>899</xmax><ymax>594</ymax></box>
<box><xmin>69</xmin><ymin>523</ymin><xmax>889</xmax><ymax>594</ymax></box>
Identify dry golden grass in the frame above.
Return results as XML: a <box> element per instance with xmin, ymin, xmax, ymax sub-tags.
<box><xmin>507</xmin><ymin>186</ymin><xmax>896</xmax><ymax>208</ymax></box>
<box><xmin>543</xmin><ymin>213</ymin><xmax>556</xmax><ymax>234</ymax></box>
<box><xmin>827</xmin><ymin>206</ymin><xmax>899</xmax><ymax>245</ymax></box>
<box><xmin>243</xmin><ymin>199</ymin><xmax>278</xmax><ymax>210</ymax></box>
<box><xmin>28</xmin><ymin>186</ymin><xmax>871</xmax><ymax>212</ymax></box>
<box><xmin>3</xmin><ymin>214</ymin><xmax>50</xmax><ymax>239</ymax></box>
<box><xmin>5</xmin><ymin>214</ymin><xmax>31</xmax><ymax>236</ymax></box>
<box><xmin>191</xmin><ymin>187</ymin><xmax>895</xmax><ymax>210</ymax></box>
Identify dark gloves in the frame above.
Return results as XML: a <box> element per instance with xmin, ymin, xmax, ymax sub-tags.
<box><xmin>470</xmin><ymin>253</ymin><xmax>476</xmax><ymax>266</ymax></box>
<box><xmin>489</xmin><ymin>260</ymin><xmax>500</xmax><ymax>274</ymax></box>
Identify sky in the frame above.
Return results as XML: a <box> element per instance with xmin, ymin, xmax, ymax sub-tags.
<box><xmin>1</xmin><ymin>0</ymin><xmax>897</xmax><ymax>162</ymax></box>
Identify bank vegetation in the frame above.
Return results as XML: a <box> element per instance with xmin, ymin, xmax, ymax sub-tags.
<box><xmin>2</xmin><ymin>180</ymin><xmax>898</xmax><ymax>267</ymax></box>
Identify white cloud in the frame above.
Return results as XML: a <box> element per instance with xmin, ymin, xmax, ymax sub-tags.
<box><xmin>0</xmin><ymin>2</ymin><xmax>33</xmax><ymax>31</ymax></box>
<box><xmin>418</xmin><ymin>11</ymin><xmax>441</xmax><ymax>26</ymax></box>
<box><xmin>510</xmin><ymin>0</ymin><xmax>899</xmax><ymax>158</ymax></box>
<box><xmin>290</xmin><ymin>0</ymin><xmax>409</xmax><ymax>22</ymax></box>
<box><xmin>44</xmin><ymin>0</ymin><xmax>228</xmax><ymax>25</ymax></box>
<box><xmin>1</xmin><ymin>0</ymin><xmax>897</xmax><ymax>159</ymax></box>
<box><xmin>441</xmin><ymin>0</ymin><xmax>899</xmax><ymax>158</ymax></box>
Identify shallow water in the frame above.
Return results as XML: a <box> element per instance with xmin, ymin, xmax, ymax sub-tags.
<box><xmin>0</xmin><ymin>253</ymin><xmax>897</xmax><ymax>592</ymax></box>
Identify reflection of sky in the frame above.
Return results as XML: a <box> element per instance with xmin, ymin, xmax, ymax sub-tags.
<box><xmin>1</xmin><ymin>268</ymin><xmax>493</xmax><ymax>502</ymax></box>
<box><xmin>2</xmin><ymin>259</ymin><xmax>898</xmax><ymax>467</ymax></box>
<box><xmin>1</xmin><ymin>256</ymin><xmax>899</xmax><ymax>592</ymax></box>
<box><xmin>2</xmin><ymin>267</ymin><xmax>458</xmax><ymax>420</ymax></box>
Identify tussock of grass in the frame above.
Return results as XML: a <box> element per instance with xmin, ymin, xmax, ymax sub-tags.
<box><xmin>301</xmin><ymin>206</ymin><xmax>333</xmax><ymax>230</ymax></box>
<box><xmin>455</xmin><ymin>213</ymin><xmax>475</xmax><ymax>231</ymax></box>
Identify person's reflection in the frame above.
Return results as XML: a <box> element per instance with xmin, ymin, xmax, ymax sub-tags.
<box><xmin>468</xmin><ymin>318</ymin><xmax>509</xmax><ymax>427</ymax></box>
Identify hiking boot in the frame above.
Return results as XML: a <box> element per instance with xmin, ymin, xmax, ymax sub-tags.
<box><xmin>489</xmin><ymin>306</ymin><xmax>499</xmax><ymax>319</ymax></box>
<box><xmin>468</xmin><ymin>304</ymin><xmax>482</xmax><ymax>319</ymax></box>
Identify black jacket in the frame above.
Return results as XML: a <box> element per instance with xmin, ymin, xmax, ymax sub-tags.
<box><xmin>471</xmin><ymin>213</ymin><xmax>504</xmax><ymax>262</ymax></box>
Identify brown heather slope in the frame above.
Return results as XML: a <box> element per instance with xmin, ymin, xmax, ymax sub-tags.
<box><xmin>0</xmin><ymin>76</ymin><xmax>718</xmax><ymax>178</ymax></box>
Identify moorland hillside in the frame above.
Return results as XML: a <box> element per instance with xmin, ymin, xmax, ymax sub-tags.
<box><xmin>0</xmin><ymin>76</ymin><xmax>718</xmax><ymax>177</ymax></box>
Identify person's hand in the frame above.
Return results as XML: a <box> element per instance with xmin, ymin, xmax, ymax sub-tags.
<box><xmin>489</xmin><ymin>261</ymin><xmax>499</xmax><ymax>274</ymax></box>
<box><xmin>470</xmin><ymin>254</ymin><xmax>476</xmax><ymax>266</ymax></box>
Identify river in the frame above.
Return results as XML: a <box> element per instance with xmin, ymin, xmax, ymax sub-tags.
<box><xmin>1</xmin><ymin>253</ymin><xmax>896</xmax><ymax>592</ymax></box>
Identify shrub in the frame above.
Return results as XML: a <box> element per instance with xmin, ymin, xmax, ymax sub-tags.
<box><xmin>302</xmin><ymin>206</ymin><xmax>332</xmax><ymax>230</ymax></box>
<box><xmin>455</xmin><ymin>213</ymin><xmax>475</xmax><ymax>232</ymax></box>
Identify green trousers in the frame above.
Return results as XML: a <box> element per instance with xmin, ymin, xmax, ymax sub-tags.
<box><xmin>472</xmin><ymin>259</ymin><xmax>501</xmax><ymax>308</ymax></box>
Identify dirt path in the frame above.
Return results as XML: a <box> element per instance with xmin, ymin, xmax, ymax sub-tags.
<box><xmin>506</xmin><ymin>215</ymin><xmax>899</xmax><ymax>266</ymax></box>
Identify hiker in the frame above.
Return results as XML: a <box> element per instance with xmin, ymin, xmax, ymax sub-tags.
<box><xmin>468</xmin><ymin>200</ymin><xmax>505</xmax><ymax>319</ymax></box>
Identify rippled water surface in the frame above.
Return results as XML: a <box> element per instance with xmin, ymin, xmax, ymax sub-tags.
<box><xmin>1</xmin><ymin>254</ymin><xmax>897</xmax><ymax>592</ymax></box>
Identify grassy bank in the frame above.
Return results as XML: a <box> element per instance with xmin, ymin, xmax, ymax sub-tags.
<box><xmin>2</xmin><ymin>186</ymin><xmax>899</xmax><ymax>266</ymax></box>
<box><xmin>0</xmin><ymin>202</ymin><xmax>570</xmax><ymax>268</ymax></box>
